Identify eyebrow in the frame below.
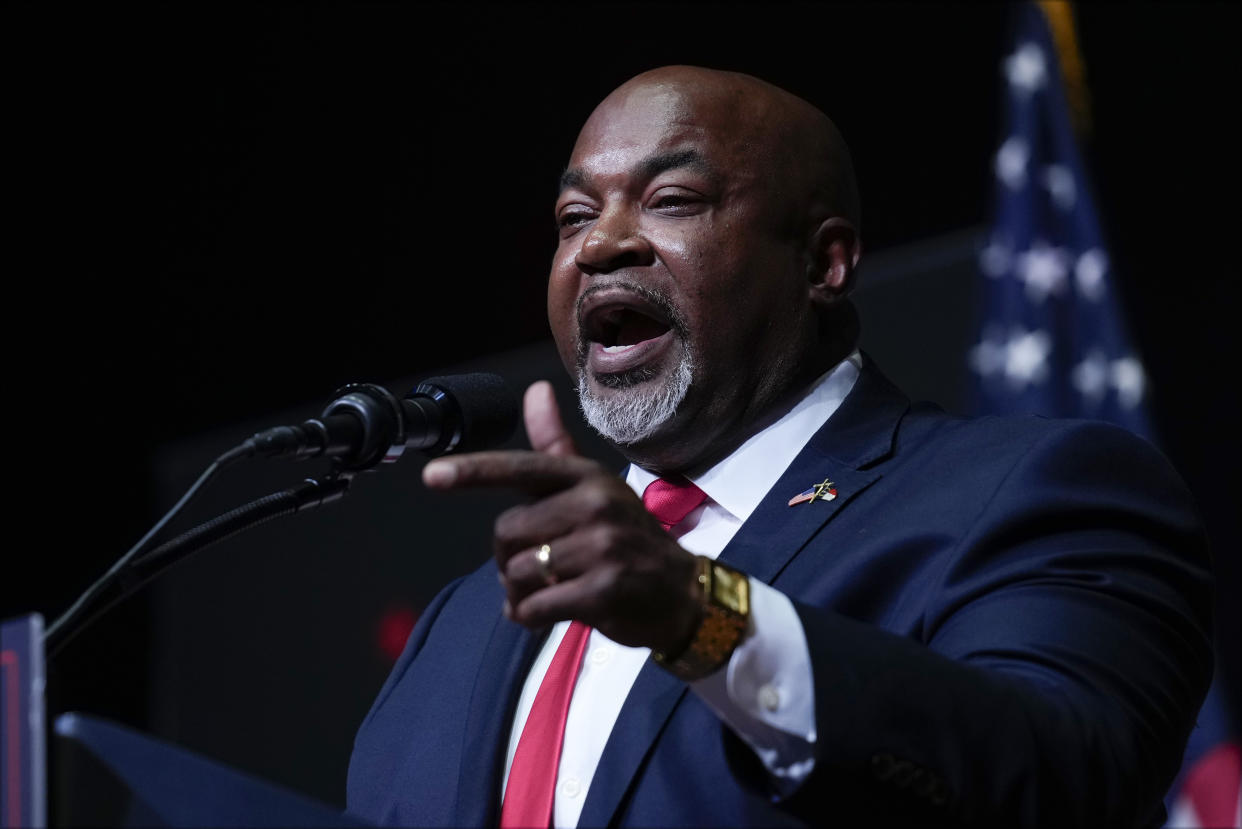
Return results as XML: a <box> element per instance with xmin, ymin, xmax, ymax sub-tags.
<box><xmin>558</xmin><ymin>167</ymin><xmax>590</xmax><ymax>194</ymax></box>
<box><xmin>557</xmin><ymin>148</ymin><xmax>716</xmax><ymax>194</ymax></box>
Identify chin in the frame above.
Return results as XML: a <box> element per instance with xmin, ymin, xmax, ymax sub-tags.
<box><xmin>577</xmin><ymin>352</ymin><xmax>694</xmax><ymax>446</ymax></box>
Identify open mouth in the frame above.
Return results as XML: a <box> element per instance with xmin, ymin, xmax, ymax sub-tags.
<box><xmin>579</xmin><ymin>286</ymin><xmax>679</xmax><ymax>378</ymax></box>
<box><xmin>589</xmin><ymin>306</ymin><xmax>671</xmax><ymax>351</ymax></box>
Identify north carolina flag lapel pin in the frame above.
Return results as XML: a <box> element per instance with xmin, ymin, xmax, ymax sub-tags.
<box><xmin>788</xmin><ymin>478</ymin><xmax>838</xmax><ymax>506</ymax></box>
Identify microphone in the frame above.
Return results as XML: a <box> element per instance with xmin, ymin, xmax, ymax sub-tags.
<box><xmin>245</xmin><ymin>372</ymin><xmax>519</xmax><ymax>470</ymax></box>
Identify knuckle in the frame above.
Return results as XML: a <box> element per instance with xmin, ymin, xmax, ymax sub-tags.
<box><xmin>505</xmin><ymin>575</ymin><xmax>534</xmax><ymax>607</ymax></box>
<box><xmin>513</xmin><ymin>596</ymin><xmax>546</xmax><ymax>627</ymax></box>
<box><xmin>591</xmin><ymin>523</ymin><xmax>620</xmax><ymax>552</ymax></box>
<box><xmin>493</xmin><ymin>506</ymin><xmax>525</xmax><ymax>543</ymax></box>
<box><xmin>588</xmin><ymin>563</ymin><xmax>621</xmax><ymax>599</ymax></box>
<box><xmin>580</xmin><ymin>483</ymin><xmax>613</xmax><ymax>519</ymax></box>
<box><xmin>498</xmin><ymin>553</ymin><xmax>520</xmax><ymax>581</ymax></box>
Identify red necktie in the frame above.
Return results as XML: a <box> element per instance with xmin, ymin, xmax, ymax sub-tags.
<box><xmin>641</xmin><ymin>476</ymin><xmax>708</xmax><ymax>530</ymax></box>
<box><xmin>499</xmin><ymin>476</ymin><xmax>706</xmax><ymax>828</ymax></box>
<box><xmin>500</xmin><ymin>618</ymin><xmax>591</xmax><ymax>828</ymax></box>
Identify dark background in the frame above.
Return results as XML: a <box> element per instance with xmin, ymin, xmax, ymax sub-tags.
<box><xmin>5</xmin><ymin>2</ymin><xmax>1238</xmax><ymax>810</ymax></box>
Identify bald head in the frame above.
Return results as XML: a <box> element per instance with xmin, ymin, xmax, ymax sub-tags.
<box><xmin>577</xmin><ymin>66</ymin><xmax>860</xmax><ymax>233</ymax></box>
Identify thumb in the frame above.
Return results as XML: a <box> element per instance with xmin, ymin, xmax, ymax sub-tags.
<box><xmin>524</xmin><ymin>380</ymin><xmax>579</xmax><ymax>457</ymax></box>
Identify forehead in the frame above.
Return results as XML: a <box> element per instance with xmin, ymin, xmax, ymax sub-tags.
<box><xmin>563</xmin><ymin>84</ymin><xmax>751</xmax><ymax>189</ymax></box>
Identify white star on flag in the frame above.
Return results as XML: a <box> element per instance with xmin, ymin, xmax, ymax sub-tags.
<box><xmin>1041</xmin><ymin>164</ymin><xmax>1077</xmax><ymax>210</ymax></box>
<box><xmin>969</xmin><ymin>330</ymin><xmax>1007</xmax><ymax>377</ymax></box>
<box><xmin>979</xmin><ymin>238</ymin><xmax>1012</xmax><ymax>278</ymax></box>
<box><xmin>1004</xmin><ymin>42</ymin><xmax>1047</xmax><ymax>94</ymax></box>
<box><xmin>1004</xmin><ymin>328</ymin><xmax>1052</xmax><ymax>388</ymax></box>
<box><xmin>1074</xmin><ymin>248</ymin><xmax>1108</xmax><ymax>301</ymax></box>
<box><xmin>1015</xmin><ymin>241</ymin><xmax>1070</xmax><ymax>303</ymax></box>
<box><xmin>970</xmin><ymin>328</ymin><xmax>1054</xmax><ymax>391</ymax></box>
<box><xmin>1072</xmin><ymin>351</ymin><xmax>1110</xmax><ymax>404</ymax></box>
<box><xmin>1111</xmin><ymin>357</ymin><xmax>1146</xmax><ymax>410</ymax></box>
<box><xmin>996</xmin><ymin>136</ymin><xmax>1030</xmax><ymax>190</ymax></box>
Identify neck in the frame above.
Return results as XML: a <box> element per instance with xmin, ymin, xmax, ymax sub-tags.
<box><xmin>620</xmin><ymin>337</ymin><xmax>856</xmax><ymax>476</ymax></box>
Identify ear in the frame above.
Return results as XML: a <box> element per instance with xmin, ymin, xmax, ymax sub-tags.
<box><xmin>806</xmin><ymin>217</ymin><xmax>862</xmax><ymax>308</ymax></box>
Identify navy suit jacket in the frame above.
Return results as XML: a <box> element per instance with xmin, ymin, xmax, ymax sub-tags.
<box><xmin>348</xmin><ymin>361</ymin><xmax>1213</xmax><ymax>826</ymax></box>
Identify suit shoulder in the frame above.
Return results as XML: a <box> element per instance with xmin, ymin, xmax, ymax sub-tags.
<box><xmin>902</xmin><ymin>405</ymin><xmax>1171</xmax><ymax>467</ymax></box>
<box><xmin>896</xmin><ymin>409</ymin><xmax>1200</xmax><ymax>518</ymax></box>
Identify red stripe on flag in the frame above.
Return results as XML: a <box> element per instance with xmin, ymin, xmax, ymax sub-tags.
<box><xmin>1</xmin><ymin>650</ymin><xmax>20</xmax><ymax>827</ymax></box>
<box><xmin>1181</xmin><ymin>742</ymin><xmax>1241</xmax><ymax>829</ymax></box>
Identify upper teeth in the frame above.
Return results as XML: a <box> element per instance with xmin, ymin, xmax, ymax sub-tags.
<box><xmin>603</xmin><ymin>344</ymin><xmax>634</xmax><ymax>353</ymax></box>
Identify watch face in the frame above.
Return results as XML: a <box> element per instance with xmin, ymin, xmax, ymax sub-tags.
<box><xmin>712</xmin><ymin>564</ymin><xmax>750</xmax><ymax>615</ymax></box>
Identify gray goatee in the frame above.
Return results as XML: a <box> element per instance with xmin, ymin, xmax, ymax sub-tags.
<box><xmin>574</xmin><ymin>282</ymin><xmax>694</xmax><ymax>445</ymax></box>
<box><xmin>578</xmin><ymin>352</ymin><xmax>693</xmax><ymax>444</ymax></box>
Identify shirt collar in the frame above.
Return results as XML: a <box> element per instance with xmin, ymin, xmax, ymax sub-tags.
<box><xmin>626</xmin><ymin>351</ymin><xmax>861</xmax><ymax>523</ymax></box>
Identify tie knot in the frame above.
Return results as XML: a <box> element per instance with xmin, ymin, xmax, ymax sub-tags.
<box><xmin>642</xmin><ymin>476</ymin><xmax>708</xmax><ymax>530</ymax></box>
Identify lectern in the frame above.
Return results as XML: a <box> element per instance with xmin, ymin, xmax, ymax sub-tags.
<box><xmin>3</xmin><ymin>613</ymin><xmax>367</xmax><ymax>827</ymax></box>
<box><xmin>54</xmin><ymin>713</ymin><xmax>368</xmax><ymax>827</ymax></box>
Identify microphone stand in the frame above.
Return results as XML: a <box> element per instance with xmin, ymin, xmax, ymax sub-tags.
<box><xmin>129</xmin><ymin>475</ymin><xmax>351</xmax><ymax>589</ymax></box>
<box><xmin>42</xmin><ymin>380</ymin><xmax>395</xmax><ymax>660</ymax></box>
<box><xmin>41</xmin><ymin>372</ymin><xmax>518</xmax><ymax>661</ymax></box>
<box><xmin>43</xmin><ymin>457</ymin><xmax>353</xmax><ymax>661</ymax></box>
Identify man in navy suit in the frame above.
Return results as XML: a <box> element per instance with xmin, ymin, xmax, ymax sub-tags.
<box><xmin>347</xmin><ymin>66</ymin><xmax>1213</xmax><ymax>826</ymax></box>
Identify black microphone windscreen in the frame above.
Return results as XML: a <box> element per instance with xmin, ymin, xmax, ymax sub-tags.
<box><xmin>414</xmin><ymin>373</ymin><xmax>519</xmax><ymax>453</ymax></box>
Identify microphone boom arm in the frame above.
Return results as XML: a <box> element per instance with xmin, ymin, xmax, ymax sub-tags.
<box><xmin>41</xmin><ymin>371</ymin><xmax>517</xmax><ymax>660</ymax></box>
<box><xmin>44</xmin><ymin>473</ymin><xmax>352</xmax><ymax>660</ymax></box>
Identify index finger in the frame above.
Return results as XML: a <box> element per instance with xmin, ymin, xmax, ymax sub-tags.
<box><xmin>422</xmin><ymin>449</ymin><xmax>600</xmax><ymax>495</ymax></box>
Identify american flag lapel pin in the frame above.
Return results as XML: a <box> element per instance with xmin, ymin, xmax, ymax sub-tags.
<box><xmin>788</xmin><ymin>478</ymin><xmax>838</xmax><ymax>506</ymax></box>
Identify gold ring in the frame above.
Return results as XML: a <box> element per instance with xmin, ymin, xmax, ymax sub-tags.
<box><xmin>535</xmin><ymin>544</ymin><xmax>556</xmax><ymax>585</ymax></box>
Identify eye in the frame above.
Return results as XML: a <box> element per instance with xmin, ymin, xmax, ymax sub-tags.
<box><xmin>556</xmin><ymin>206</ymin><xmax>597</xmax><ymax>236</ymax></box>
<box><xmin>647</xmin><ymin>189</ymin><xmax>705</xmax><ymax>216</ymax></box>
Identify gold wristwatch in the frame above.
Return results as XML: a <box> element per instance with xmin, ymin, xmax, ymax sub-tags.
<box><xmin>653</xmin><ymin>556</ymin><xmax>750</xmax><ymax>681</ymax></box>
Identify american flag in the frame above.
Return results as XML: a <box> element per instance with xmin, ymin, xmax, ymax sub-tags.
<box><xmin>969</xmin><ymin>3</ymin><xmax>1151</xmax><ymax>436</ymax></box>
<box><xmin>969</xmin><ymin>4</ymin><xmax>1239</xmax><ymax>827</ymax></box>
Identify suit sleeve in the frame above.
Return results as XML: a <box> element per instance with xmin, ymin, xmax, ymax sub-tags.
<box><xmin>772</xmin><ymin>422</ymin><xmax>1213</xmax><ymax>826</ymax></box>
<box><xmin>690</xmin><ymin>579</ymin><xmax>818</xmax><ymax>792</ymax></box>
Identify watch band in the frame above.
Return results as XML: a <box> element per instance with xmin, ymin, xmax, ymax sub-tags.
<box><xmin>653</xmin><ymin>556</ymin><xmax>750</xmax><ymax>681</ymax></box>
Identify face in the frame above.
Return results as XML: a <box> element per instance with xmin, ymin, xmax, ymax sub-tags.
<box><xmin>549</xmin><ymin>77</ymin><xmax>822</xmax><ymax>471</ymax></box>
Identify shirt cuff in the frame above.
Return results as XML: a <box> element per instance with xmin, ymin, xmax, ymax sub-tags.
<box><xmin>689</xmin><ymin>578</ymin><xmax>817</xmax><ymax>793</ymax></box>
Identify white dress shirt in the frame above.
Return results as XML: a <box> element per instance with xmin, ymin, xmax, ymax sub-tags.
<box><xmin>502</xmin><ymin>353</ymin><xmax>862</xmax><ymax>827</ymax></box>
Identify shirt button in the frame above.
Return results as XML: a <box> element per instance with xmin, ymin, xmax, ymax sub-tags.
<box><xmin>758</xmin><ymin>684</ymin><xmax>781</xmax><ymax>712</ymax></box>
<box><xmin>561</xmin><ymin>777</ymin><xmax>582</xmax><ymax>798</ymax></box>
<box><xmin>589</xmin><ymin>647</ymin><xmax>611</xmax><ymax>666</ymax></box>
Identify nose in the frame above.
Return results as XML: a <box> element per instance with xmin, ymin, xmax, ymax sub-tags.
<box><xmin>574</xmin><ymin>204</ymin><xmax>654</xmax><ymax>275</ymax></box>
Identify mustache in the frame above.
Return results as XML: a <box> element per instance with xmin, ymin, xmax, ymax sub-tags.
<box><xmin>573</xmin><ymin>280</ymin><xmax>690</xmax><ymax>358</ymax></box>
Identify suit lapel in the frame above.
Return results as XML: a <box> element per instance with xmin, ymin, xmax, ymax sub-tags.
<box><xmin>452</xmin><ymin>610</ymin><xmax>543</xmax><ymax>826</ymax></box>
<box><xmin>721</xmin><ymin>359</ymin><xmax>909</xmax><ymax>582</ymax></box>
<box><xmin>720</xmin><ymin>460</ymin><xmax>880</xmax><ymax>585</ymax></box>
<box><xmin>722</xmin><ymin>356</ymin><xmax>911</xmax><ymax>591</ymax></box>
<box><xmin>577</xmin><ymin>660</ymin><xmax>689</xmax><ymax>827</ymax></box>
<box><xmin>579</xmin><ymin>357</ymin><xmax>910</xmax><ymax>826</ymax></box>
